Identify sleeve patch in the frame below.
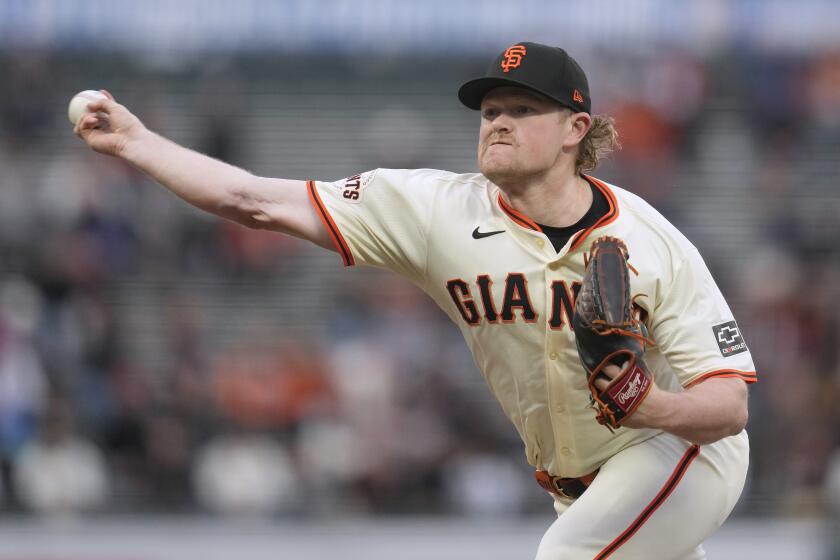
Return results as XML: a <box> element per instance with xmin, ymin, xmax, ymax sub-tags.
<box><xmin>340</xmin><ymin>170</ymin><xmax>378</xmax><ymax>203</ymax></box>
<box><xmin>712</xmin><ymin>321</ymin><xmax>748</xmax><ymax>357</ymax></box>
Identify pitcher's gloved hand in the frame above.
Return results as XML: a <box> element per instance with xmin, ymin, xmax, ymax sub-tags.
<box><xmin>573</xmin><ymin>236</ymin><xmax>653</xmax><ymax>430</ymax></box>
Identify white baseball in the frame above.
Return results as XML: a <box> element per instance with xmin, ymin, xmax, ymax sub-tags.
<box><xmin>68</xmin><ymin>90</ymin><xmax>107</xmax><ymax>125</ymax></box>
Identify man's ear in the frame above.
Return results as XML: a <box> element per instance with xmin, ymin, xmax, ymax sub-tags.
<box><xmin>564</xmin><ymin>111</ymin><xmax>592</xmax><ymax>148</ymax></box>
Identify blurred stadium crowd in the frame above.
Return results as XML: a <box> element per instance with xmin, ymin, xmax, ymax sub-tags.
<box><xmin>0</xmin><ymin>44</ymin><xmax>839</xmax><ymax>521</ymax></box>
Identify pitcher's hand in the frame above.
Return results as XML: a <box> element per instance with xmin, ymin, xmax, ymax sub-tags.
<box><xmin>73</xmin><ymin>90</ymin><xmax>149</xmax><ymax>158</ymax></box>
<box><xmin>593</xmin><ymin>363</ymin><xmax>669</xmax><ymax>430</ymax></box>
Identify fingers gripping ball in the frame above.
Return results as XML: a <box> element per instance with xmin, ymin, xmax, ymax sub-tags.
<box><xmin>572</xmin><ymin>236</ymin><xmax>653</xmax><ymax>430</ymax></box>
<box><xmin>68</xmin><ymin>90</ymin><xmax>108</xmax><ymax>125</ymax></box>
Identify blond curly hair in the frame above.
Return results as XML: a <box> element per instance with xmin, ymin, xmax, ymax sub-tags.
<box><xmin>576</xmin><ymin>114</ymin><xmax>620</xmax><ymax>174</ymax></box>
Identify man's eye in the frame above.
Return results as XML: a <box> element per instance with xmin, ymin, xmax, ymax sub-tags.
<box><xmin>515</xmin><ymin>105</ymin><xmax>532</xmax><ymax>114</ymax></box>
<box><xmin>482</xmin><ymin>109</ymin><xmax>499</xmax><ymax>118</ymax></box>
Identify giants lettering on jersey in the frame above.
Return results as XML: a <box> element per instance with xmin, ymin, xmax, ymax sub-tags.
<box><xmin>340</xmin><ymin>170</ymin><xmax>377</xmax><ymax>203</ymax></box>
<box><xmin>446</xmin><ymin>275</ymin><xmax>581</xmax><ymax>328</ymax></box>
<box><xmin>342</xmin><ymin>174</ymin><xmax>362</xmax><ymax>200</ymax></box>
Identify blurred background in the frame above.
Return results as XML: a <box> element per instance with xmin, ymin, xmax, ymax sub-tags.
<box><xmin>0</xmin><ymin>0</ymin><xmax>838</xmax><ymax>558</ymax></box>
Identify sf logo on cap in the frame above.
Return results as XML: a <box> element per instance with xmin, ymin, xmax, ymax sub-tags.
<box><xmin>501</xmin><ymin>45</ymin><xmax>527</xmax><ymax>73</ymax></box>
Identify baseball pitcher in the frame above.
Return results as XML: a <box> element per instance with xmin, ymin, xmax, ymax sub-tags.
<box><xmin>74</xmin><ymin>42</ymin><xmax>756</xmax><ymax>559</ymax></box>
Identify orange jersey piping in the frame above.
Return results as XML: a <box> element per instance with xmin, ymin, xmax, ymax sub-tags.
<box><xmin>306</xmin><ymin>180</ymin><xmax>355</xmax><ymax>267</ymax></box>
<box><xmin>569</xmin><ymin>175</ymin><xmax>620</xmax><ymax>252</ymax></box>
<box><xmin>497</xmin><ymin>194</ymin><xmax>542</xmax><ymax>232</ymax></box>
<box><xmin>595</xmin><ymin>444</ymin><xmax>700</xmax><ymax>559</ymax></box>
<box><xmin>684</xmin><ymin>369</ymin><xmax>758</xmax><ymax>389</ymax></box>
<box><xmin>494</xmin><ymin>176</ymin><xmax>619</xmax><ymax>245</ymax></box>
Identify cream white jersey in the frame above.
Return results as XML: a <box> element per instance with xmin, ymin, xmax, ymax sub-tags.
<box><xmin>308</xmin><ymin>168</ymin><xmax>757</xmax><ymax>478</ymax></box>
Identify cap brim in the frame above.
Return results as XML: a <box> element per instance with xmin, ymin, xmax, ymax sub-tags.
<box><xmin>458</xmin><ymin>76</ymin><xmax>567</xmax><ymax>111</ymax></box>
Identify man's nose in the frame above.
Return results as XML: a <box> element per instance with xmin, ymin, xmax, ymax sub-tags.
<box><xmin>491</xmin><ymin>114</ymin><xmax>513</xmax><ymax>133</ymax></box>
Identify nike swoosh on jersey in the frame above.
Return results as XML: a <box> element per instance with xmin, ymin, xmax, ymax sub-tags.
<box><xmin>472</xmin><ymin>227</ymin><xmax>506</xmax><ymax>239</ymax></box>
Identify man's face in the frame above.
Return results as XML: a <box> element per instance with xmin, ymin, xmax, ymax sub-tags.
<box><xmin>477</xmin><ymin>87</ymin><xmax>577</xmax><ymax>187</ymax></box>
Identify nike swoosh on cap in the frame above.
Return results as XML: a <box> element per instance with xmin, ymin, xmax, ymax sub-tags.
<box><xmin>472</xmin><ymin>227</ymin><xmax>506</xmax><ymax>239</ymax></box>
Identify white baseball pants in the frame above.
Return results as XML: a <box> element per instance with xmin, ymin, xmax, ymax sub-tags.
<box><xmin>535</xmin><ymin>430</ymin><xmax>750</xmax><ymax>560</ymax></box>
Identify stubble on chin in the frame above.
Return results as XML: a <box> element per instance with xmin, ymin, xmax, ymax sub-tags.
<box><xmin>479</xmin><ymin>147</ymin><xmax>516</xmax><ymax>186</ymax></box>
<box><xmin>481</xmin><ymin>166</ymin><xmax>518</xmax><ymax>188</ymax></box>
<box><xmin>479</xmin><ymin>152</ymin><xmax>527</xmax><ymax>188</ymax></box>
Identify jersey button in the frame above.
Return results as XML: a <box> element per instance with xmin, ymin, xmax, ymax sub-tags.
<box><xmin>560</xmin><ymin>447</ymin><xmax>571</xmax><ymax>456</ymax></box>
<box><xmin>536</xmin><ymin>239</ymin><xmax>545</xmax><ymax>248</ymax></box>
<box><xmin>549</xmin><ymin>352</ymin><xmax>558</xmax><ymax>360</ymax></box>
<box><xmin>548</xmin><ymin>262</ymin><xmax>561</xmax><ymax>271</ymax></box>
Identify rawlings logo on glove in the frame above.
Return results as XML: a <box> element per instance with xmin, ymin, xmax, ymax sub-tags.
<box><xmin>572</xmin><ymin>236</ymin><xmax>653</xmax><ymax>430</ymax></box>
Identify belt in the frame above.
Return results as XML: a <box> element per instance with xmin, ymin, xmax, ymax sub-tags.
<box><xmin>535</xmin><ymin>469</ymin><xmax>599</xmax><ymax>500</ymax></box>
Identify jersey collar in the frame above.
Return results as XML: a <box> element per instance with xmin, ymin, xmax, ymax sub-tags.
<box><xmin>569</xmin><ymin>175</ymin><xmax>619</xmax><ymax>251</ymax></box>
<box><xmin>495</xmin><ymin>175</ymin><xmax>619</xmax><ymax>249</ymax></box>
<box><xmin>497</xmin><ymin>194</ymin><xmax>542</xmax><ymax>232</ymax></box>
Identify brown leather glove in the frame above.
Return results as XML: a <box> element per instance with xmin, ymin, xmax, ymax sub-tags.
<box><xmin>572</xmin><ymin>236</ymin><xmax>653</xmax><ymax>430</ymax></box>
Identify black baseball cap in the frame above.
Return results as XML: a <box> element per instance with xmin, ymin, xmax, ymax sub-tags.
<box><xmin>458</xmin><ymin>41</ymin><xmax>591</xmax><ymax>114</ymax></box>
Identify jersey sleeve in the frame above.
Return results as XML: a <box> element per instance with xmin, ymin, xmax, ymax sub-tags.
<box><xmin>307</xmin><ymin>168</ymin><xmax>435</xmax><ymax>282</ymax></box>
<box><xmin>648</xmin><ymin>248</ymin><xmax>757</xmax><ymax>388</ymax></box>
